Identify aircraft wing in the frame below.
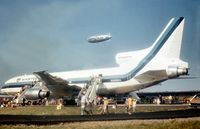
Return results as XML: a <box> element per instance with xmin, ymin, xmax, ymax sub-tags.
<box><xmin>33</xmin><ymin>71</ymin><xmax>69</xmax><ymax>85</ymax></box>
<box><xmin>135</xmin><ymin>70</ymin><xmax>168</xmax><ymax>86</ymax></box>
<box><xmin>33</xmin><ymin>71</ymin><xmax>80</xmax><ymax>97</ymax></box>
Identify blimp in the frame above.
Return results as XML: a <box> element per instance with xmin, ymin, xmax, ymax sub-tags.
<box><xmin>87</xmin><ymin>33</ymin><xmax>112</xmax><ymax>43</ymax></box>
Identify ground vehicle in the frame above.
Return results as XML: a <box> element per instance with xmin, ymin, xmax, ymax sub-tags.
<box><xmin>189</xmin><ymin>93</ymin><xmax>200</xmax><ymax>108</ymax></box>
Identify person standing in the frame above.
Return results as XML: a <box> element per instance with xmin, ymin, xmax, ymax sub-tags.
<box><xmin>102</xmin><ymin>97</ymin><xmax>109</xmax><ymax>114</ymax></box>
<box><xmin>127</xmin><ymin>95</ymin><xmax>133</xmax><ymax>115</ymax></box>
<box><xmin>85</xmin><ymin>102</ymin><xmax>93</xmax><ymax>115</ymax></box>
<box><xmin>81</xmin><ymin>91</ymin><xmax>87</xmax><ymax>115</ymax></box>
<box><xmin>56</xmin><ymin>99</ymin><xmax>63</xmax><ymax>110</ymax></box>
<box><xmin>132</xmin><ymin>99</ymin><xmax>137</xmax><ymax>112</ymax></box>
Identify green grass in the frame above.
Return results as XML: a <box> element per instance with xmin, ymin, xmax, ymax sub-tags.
<box><xmin>0</xmin><ymin>106</ymin><xmax>81</xmax><ymax>115</ymax></box>
<box><xmin>0</xmin><ymin>105</ymin><xmax>186</xmax><ymax>115</ymax></box>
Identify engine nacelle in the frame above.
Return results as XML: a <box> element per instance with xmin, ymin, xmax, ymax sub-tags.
<box><xmin>167</xmin><ymin>66</ymin><xmax>188</xmax><ymax>78</ymax></box>
<box><xmin>24</xmin><ymin>89</ymin><xmax>50</xmax><ymax>100</ymax></box>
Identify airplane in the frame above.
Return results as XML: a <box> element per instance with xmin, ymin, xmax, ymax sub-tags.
<box><xmin>87</xmin><ymin>33</ymin><xmax>112</xmax><ymax>43</ymax></box>
<box><xmin>0</xmin><ymin>84</ymin><xmax>28</xmax><ymax>95</ymax></box>
<box><xmin>0</xmin><ymin>75</ymin><xmax>36</xmax><ymax>95</ymax></box>
<box><xmin>1</xmin><ymin>17</ymin><xmax>188</xmax><ymax>101</ymax></box>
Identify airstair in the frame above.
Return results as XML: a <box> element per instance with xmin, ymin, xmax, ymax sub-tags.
<box><xmin>77</xmin><ymin>74</ymin><xmax>103</xmax><ymax>105</ymax></box>
<box><xmin>14</xmin><ymin>82</ymin><xmax>46</xmax><ymax>105</ymax></box>
<box><xmin>14</xmin><ymin>85</ymin><xmax>31</xmax><ymax>105</ymax></box>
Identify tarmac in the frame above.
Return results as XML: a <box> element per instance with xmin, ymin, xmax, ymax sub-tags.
<box><xmin>0</xmin><ymin>108</ymin><xmax>199</xmax><ymax>125</ymax></box>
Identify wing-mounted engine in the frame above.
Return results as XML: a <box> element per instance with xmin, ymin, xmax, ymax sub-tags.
<box><xmin>167</xmin><ymin>66</ymin><xmax>188</xmax><ymax>78</ymax></box>
<box><xmin>24</xmin><ymin>89</ymin><xmax>50</xmax><ymax>100</ymax></box>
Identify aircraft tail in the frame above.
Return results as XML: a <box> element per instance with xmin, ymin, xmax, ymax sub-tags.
<box><xmin>115</xmin><ymin>17</ymin><xmax>188</xmax><ymax>78</ymax></box>
<box><xmin>150</xmin><ymin>17</ymin><xmax>185</xmax><ymax>59</ymax></box>
<box><xmin>146</xmin><ymin>17</ymin><xmax>188</xmax><ymax>78</ymax></box>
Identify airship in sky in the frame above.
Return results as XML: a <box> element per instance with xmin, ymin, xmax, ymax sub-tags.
<box><xmin>87</xmin><ymin>33</ymin><xmax>112</xmax><ymax>43</ymax></box>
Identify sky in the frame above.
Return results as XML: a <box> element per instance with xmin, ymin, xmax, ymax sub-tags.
<box><xmin>0</xmin><ymin>0</ymin><xmax>199</xmax><ymax>92</ymax></box>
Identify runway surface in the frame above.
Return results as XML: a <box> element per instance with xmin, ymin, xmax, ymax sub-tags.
<box><xmin>0</xmin><ymin>108</ymin><xmax>200</xmax><ymax>125</ymax></box>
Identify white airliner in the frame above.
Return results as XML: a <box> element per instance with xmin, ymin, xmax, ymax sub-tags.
<box><xmin>1</xmin><ymin>17</ymin><xmax>188</xmax><ymax>99</ymax></box>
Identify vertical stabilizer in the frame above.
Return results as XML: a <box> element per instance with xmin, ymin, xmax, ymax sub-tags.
<box><xmin>151</xmin><ymin>17</ymin><xmax>185</xmax><ymax>59</ymax></box>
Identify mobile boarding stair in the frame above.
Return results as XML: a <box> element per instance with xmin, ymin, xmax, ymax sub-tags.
<box><xmin>77</xmin><ymin>74</ymin><xmax>103</xmax><ymax>106</ymax></box>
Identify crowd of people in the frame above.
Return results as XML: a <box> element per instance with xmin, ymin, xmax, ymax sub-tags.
<box><xmin>80</xmin><ymin>92</ymin><xmax>137</xmax><ymax>116</ymax></box>
<box><xmin>1</xmin><ymin>89</ymin><xmax>138</xmax><ymax>116</ymax></box>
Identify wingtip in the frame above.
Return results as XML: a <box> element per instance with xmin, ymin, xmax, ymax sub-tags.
<box><xmin>33</xmin><ymin>70</ymin><xmax>47</xmax><ymax>74</ymax></box>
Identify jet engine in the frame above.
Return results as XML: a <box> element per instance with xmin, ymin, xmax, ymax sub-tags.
<box><xmin>167</xmin><ymin>66</ymin><xmax>188</xmax><ymax>78</ymax></box>
<box><xmin>24</xmin><ymin>89</ymin><xmax>50</xmax><ymax>100</ymax></box>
